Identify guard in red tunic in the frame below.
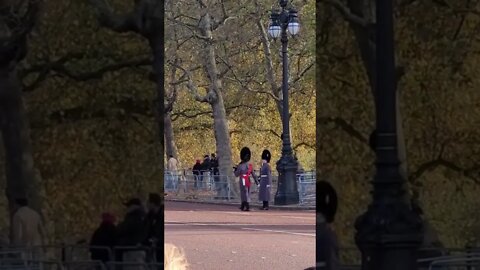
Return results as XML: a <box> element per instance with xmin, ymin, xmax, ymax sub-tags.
<box><xmin>234</xmin><ymin>147</ymin><xmax>258</xmax><ymax>211</ymax></box>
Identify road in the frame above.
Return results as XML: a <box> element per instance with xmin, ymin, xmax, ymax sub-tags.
<box><xmin>165</xmin><ymin>201</ymin><xmax>315</xmax><ymax>270</ymax></box>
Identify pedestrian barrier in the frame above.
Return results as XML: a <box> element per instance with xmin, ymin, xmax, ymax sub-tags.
<box><xmin>309</xmin><ymin>262</ymin><xmax>361</xmax><ymax>270</ymax></box>
<box><xmin>0</xmin><ymin>245</ymin><xmax>163</xmax><ymax>270</ymax></box>
<box><xmin>67</xmin><ymin>246</ymin><xmax>113</xmax><ymax>262</ymax></box>
<box><xmin>428</xmin><ymin>257</ymin><xmax>480</xmax><ymax>270</ymax></box>
<box><xmin>0</xmin><ymin>258</ymin><xmax>29</xmax><ymax>270</ymax></box>
<box><xmin>340</xmin><ymin>265</ymin><xmax>361</xmax><ymax>270</ymax></box>
<box><xmin>165</xmin><ymin>170</ymin><xmax>316</xmax><ymax>205</ymax></box>
<box><xmin>105</xmin><ymin>262</ymin><xmax>148</xmax><ymax>270</ymax></box>
<box><xmin>420</xmin><ymin>252</ymin><xmax>480</xmax><ymax>270</ymax></box>
<box><xmin>62</xmin><ymin>260</ymin><xmax>107</xmax><ymax>270</ymax></box>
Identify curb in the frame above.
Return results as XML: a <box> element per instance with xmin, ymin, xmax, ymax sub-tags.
<box><xmin>165</xmin><ymin>198</ymin><xmax>315</xmax><ymax>211</ymax></box>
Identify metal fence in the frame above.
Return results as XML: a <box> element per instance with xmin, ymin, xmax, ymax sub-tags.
<box><xmin>0</xmin><ymin>245</ymin><xmax>163</xmax><ymax>270</ymax></box>
<box><xmin>164</xmin><ymin>170</ymin><xmax>316</xmax><ymax>205</ymax></box>
<box><xmin>328</xmin><ymin>247</ymin><xmax>480</xmax><ymax>270</ymax></box>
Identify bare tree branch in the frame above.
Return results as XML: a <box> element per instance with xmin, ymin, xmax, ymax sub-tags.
<box><xmin>294</xmin><ymin>142</ymin><xmax>315</xmax><ymax>150</ymax></box>
<box><xmin>223</xmin><ymin>74</ymin><xmax>280</xmax><ymax>101</ymax></box>
<box><xmin>165</xmin><ymin>55</ymin><xmax>180</xmax><ymax>113</ymax></box>
<box><xmin>450</xmin><ymin>8</ymin><xmax>480</xmax><ymax>16</ymax></box>
<box><xmin>254</xmin><ymin>1</ymin><xmax>280</xmax><ymax>101</ymax></box>
<box><xmin>211</xmin><ymin>0</ymin><xmax>236</xmax><ymax>30</ymax></box>
<box><xmin>171</xmin><ymin>109</ymin><xmax>212</xmax><ymax>121</ymax></box>
<box><xmin>45</xmin><ymin>98</ymin><xmax>153</xmax><ymax>125</ymax></box>
<box><xmin>256</xmin><ymin>128</ymin><xmax>281</xmax><ymax>138</ymax></box>
<box><xmin>22</xmin><ymin>58</ymin><xmax>151</xmax><ymax>91</ymax></box>
<box><xmin>317</xmin><ymin>116</ymin><xmax>368</xmax><ymax>145</ymax></box>
<box><xmin>290</xmin><ymin>61</ymin><xmax>314</xmax><ymax>87</ymax></box>
<box><xmin>0</xmin><ymin>0</ymin><xmax>41</xmax><ymax>65</ymax></box>
<box><xmin>89</xmin><ymin>0</ymin><xmax>139</xmax><ymax>33</ymax></box>
<box><xmin>196</xmin><ymin>0</ymin><xmax>207</xmax><ymax>9</ymax></box>
<box><xmin>322</xmin><ymin>0</ymin><xmax>369</xmax><ymax>27</ymax></box>
<box><xmin>409</xmin><ymin>158</ymin><xmax>480</xmax><ymax>185</ymax></box>
<box><xmin>169</xmin><ymin>61</ymin><xmax>210</xmax><ymax>103</ymax></box>
<box><xmin>171</xmin><ymin>104</ymin><xmax>261</xmax><ymax>121</ymax></box>
<box><xmin>177</xmin><ymin>123</ymin><xmax>212</xmax><ymax>132</ymax></box>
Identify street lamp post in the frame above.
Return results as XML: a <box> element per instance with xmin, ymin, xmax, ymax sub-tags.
<box><xmin>354</xmin><ymin>0</ymin><xmax>423</xmax><ymax>269</ymax></box>
<box><xmin>267</xmin><ymin>0</ymin><xmax>300</xmax><ymax>205</ymax></box>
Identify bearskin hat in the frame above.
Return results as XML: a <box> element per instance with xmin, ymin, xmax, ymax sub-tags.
<box><xmin>261</xmin><ymin>149</ymin><xmax>271</xmax><ymax>163</ymax></box>
<box><xmin>317</xmin><ymin>181</ymin><xmax>338</xmax><ymax>223</ymax></box>
<box><xmin>240</xmin><ymin>147</ymin><xmax>251</xmax><ymax>162</ymax></box>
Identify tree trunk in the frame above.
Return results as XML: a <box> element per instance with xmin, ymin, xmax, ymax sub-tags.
<box><xmin>164</xmin><ymin>111</ymin><xmax>178</xmax><ymax>159</ymax></box>
<box><xmin>212</xmin><ymin>96</ymin><xmax>235</xmax><ymax>196</ymax></box>
<box><xmin>200</xmin><ymin>13</ymin><xmax>236</xmax><ymax>196</ymax></box>
<box><xmin>149</xmin><ymin>34</ymin><xmax>165</xmax><ymax>165</ymax></box>
<box><xmin>0</xmin><ymin>67</ymin><xmax>43</xmax><ymax>241</ymax></box>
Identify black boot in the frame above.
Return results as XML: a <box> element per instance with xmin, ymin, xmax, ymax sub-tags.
<box><xmin>265</xmin><ymin>201</ymin><xmax>269</xmax><ymax>210</ymax></box>
<box><xmin>262</xmin><ymin>201</ymin><xmax>268</xmax><ymax>210</ymax></box>
<box><xmin>240</xmin><ymin>202</ymin><xmax>245</xmax><ymax>211</ymax></box>
<box><xmin>245</xmin><ymin>202</ymin><xmax>250</xmax><ymax>211</ymax></box>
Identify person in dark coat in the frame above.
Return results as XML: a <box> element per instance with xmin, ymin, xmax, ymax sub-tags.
<box><xmin>200</xmin><ymin>155</ymin><xmax>211</xmax><ymax>188</ymax></box>
<box><xmin>90</xmin><ymin>213</ymin><xmax>117</xmax><ymax>262</ymax></box>
<box><xmin>210</xmin><ymin>153</ymin><xmax>219</xmax><ymax>175</ymax></box>
<box><xmin>234</xmin><ymin>147</ymin><xmax>258</xmax><ymax>211</ymax></box>
<box><xmin>116</xmin><ymin>198</ymin><xmax>146</xmax><ymax>266</ymax></box>
<box><xmin>201</xmin><ymin>155</ymin><xmax>211</xmax><ymax>171</ymax></box>
<box><xmin>192</xmin><ymin>160</ymin><xmax>202</xmax><ymax>188</ymax></box>
<box><xmin>210</xmin><ymin>153</ymin><xmax>223</xmax><ymax>196</ymax></box>
<box><xmin>316</xmin><ymin>181</ymin><xmax>340</xmax><ymax>270</ymax></box>
<box><xmin>258</xmin><ymin>149</ymin><xmax>272</xmax><ymax>210</ymax></box>
<box><xmin>144</xmin><ymin>193</ymin><xmax>163</xmax><ymax>264</ymax></box>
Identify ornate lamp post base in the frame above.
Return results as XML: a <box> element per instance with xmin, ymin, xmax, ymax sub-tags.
<box><xmin>355</xmin><ymin>200</ymin><xmax>423</xmax><ymax>270</ymax></box>
<box><xmin>274</xmin><ymin>155</ymin><xmax>299</xmax><ymax>205</ymax></box>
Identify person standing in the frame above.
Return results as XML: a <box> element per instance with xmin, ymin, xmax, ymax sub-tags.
<box><xmin>167</xmin><ymin>155</ymin><xmax>178</xmax><ymax>172</ymax></box>
<box><xmin>210</xmin><ymin>153</ymin><xmax>221</xmax><ymax>196</ymax></box>
<box><xmin>316</xmin><ymin>181</ymin><xmax>339</xmax><ymax>270</ymax></box>
<box><xmin>89</xmin><ymin>213</ymin><xmax>116</xmax><ymax>263</ymax></box>
<box><xmin>234</xmin><ymin>147</ymin><xmax>258</xmax><ymax>211</ymax></box>
<box><xmin>296</xmin><ymin>157</ymin><xmax>306</xmax><ymax>197</ymax></box>
<box><xmin>192</xmin><ymin>160</ymin><xmax>202</xmax><ymax>189</ymax></box>
<box><xmin>200</xmin><ymin>155</ymin><xmax>211</xmax><ymax>189</ymax></box>
<box><xmin>11</xmin><ymin>198</ymin><xmax>46</xmax><ymax>260</ymax></box>
<box><xmin>210</xmin><ymin>153</ymin><xmax>219</xmax><ymax>176</ymax></box>
<box><xmin>144</xmin><ymin>193</ymin><xmax>163</xmax><ymax>265</ymax></box>
<box><xmin>258</xmin><ymin>149</ymin><xmax>272</xmax><ymax>210</ymax></box>
<box><xmin>116</xmin><ymin>198</ymin><xmax>146</xmax><ymax>269</ymax></box>
<box><xmin>166</xmin><ymin>155</ymin><xmax>178</xmax><ymax>190</ymax></box>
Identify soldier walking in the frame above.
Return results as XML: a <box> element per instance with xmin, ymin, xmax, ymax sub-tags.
<box><xmin>234</xmin><ymin>147</ymin><xmax>258</xmax><ymax>211</ymax></box>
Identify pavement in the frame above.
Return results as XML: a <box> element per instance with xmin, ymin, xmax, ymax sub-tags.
<box><xmin>165</xmin><ymin>195</ymin><xmax>316</xmax><ymax>211</ymax></box>
<box><xmin>165</xmin><ymin>201</ymin><xmax>315</xmax><ymax>270</ymax></box>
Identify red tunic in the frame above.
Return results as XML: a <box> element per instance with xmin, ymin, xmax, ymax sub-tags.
<box><xmin>242</xmin><ymin>164</ymin><xmax>253</xmax><ymax>188</ymax></box>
